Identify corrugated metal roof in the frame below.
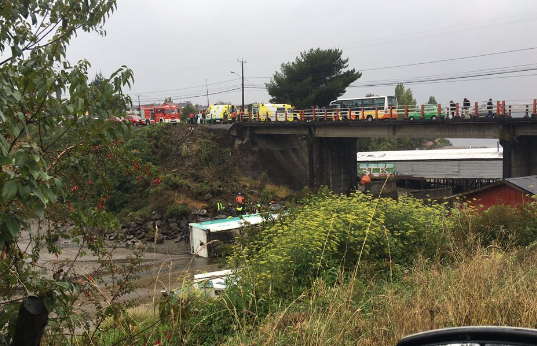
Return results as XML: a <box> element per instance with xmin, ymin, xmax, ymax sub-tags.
<box><xmin>388</xmin><ymin>161</ymin><xmax>502</xmax><ymax>179</ymax></box>
<box><xmin>505</xmin><ymin>175</ymin><xmax>537</xmax><ymax>195</ymax></box>
<box><xmin>190</xmin><ymin>213</ymin><xmax>274</xmax><ymax>232</ymax></box>
<box><xmin>357</xmin><ymin>148</ymin><xmax>503</xmax><ymax>162</ymax></box>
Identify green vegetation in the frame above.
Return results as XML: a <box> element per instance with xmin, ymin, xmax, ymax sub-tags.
<box><xmin>266</xmin><ymin>48</ymin><xmax>362</xmax><ymax>109</ymax></box>
<box><xmin>80</xmin><ymin>193</ymin><xmax>537</xmax><ymax>346</ymax></box>
<box><xmin>395</xmin><ymin>83</ymin><xmax>417</xmax><ymax>106</ymax></box>
<box><xmin>181</xmin><ymin>104</ymin><xmax>198</xmax><ymax>122</ymax></box>
<box><xmin>0</xmin><ymin>1</ymin><xmax>150</xmax><ymax>344</ymax></box>
<box><xmin>0</xmin><ymin>2</ymin><xmax>530</xmax><ymax>344</ymax></box>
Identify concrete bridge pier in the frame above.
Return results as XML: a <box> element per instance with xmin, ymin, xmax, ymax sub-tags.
<box><xmin>232</xmin><ymin>129</ymin><xmax>357</xmax><ymax>194</ymax></box>
<box><xmin>308</xmin><ymin>137</ymin><xmax>357</xmax><ymax>194</ymax></box>
<box><xmin>501</xmin><ymin>136</ymin><xmax>537</xmax><ymax>178</ymax></box>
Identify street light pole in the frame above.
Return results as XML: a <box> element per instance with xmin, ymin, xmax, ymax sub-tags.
<box><xmin>231</xmin><ymin>59</ymin><xmax>246</xmax><ymax>114</ymax></box>
<box><xmin>239</xmin><ymin>59</ymin><xmax>245</xmax><ymax>113</ymax></box>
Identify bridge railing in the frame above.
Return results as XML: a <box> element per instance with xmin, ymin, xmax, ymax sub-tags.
<box><xmin>235</xmin><ymin>99</ymin><xmax>537</xmax><ymax>123</ymax></box>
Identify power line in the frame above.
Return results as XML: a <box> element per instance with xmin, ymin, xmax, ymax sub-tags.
<box><xmin>246</xmin><ymin>47</ymin><xmax>537</xmax><ymax>81</ymax></box>
<box><xmin>135</xmin><ymin>86</ymin><xmax>242</xmax><ymax>103</ymax></box>
<box><xmin>242</xmin><ymin>11</ymin><xmax>537</xmax><ymax>64</ymax></box>
<box><xmin>242</xmin><ymin>66</ymin><xmax>537</xmax><ymax>91</ymax></box>
<box><xmin>130</xmin><ymin>78</ymin><xmax>240</xmax><ymax>94</ymax></box>
<box><xmin>360</xmin><ymin>47</ymin><xmax>537</xmax><ymax>72</ymax></box>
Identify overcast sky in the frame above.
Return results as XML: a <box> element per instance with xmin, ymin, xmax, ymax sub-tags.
<box><xmin>66</xmin><ymin>0</ymin><xmax>537</xmax><ymax>110</ymax></box>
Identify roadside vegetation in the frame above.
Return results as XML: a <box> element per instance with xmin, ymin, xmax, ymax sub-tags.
<box><xmin>106</xmin><ymin>124</ymin><xmax>293</xmax><ymax>220</ymax></box>
<box><xmin>1</xmin><ymin>1</ymin><xmax>533</xmax><ymax>345</ymax></box>
<box><xmin>79</xmin><ymin>192</ymin><xmax>537</xmax><ymax>346</ymax></box>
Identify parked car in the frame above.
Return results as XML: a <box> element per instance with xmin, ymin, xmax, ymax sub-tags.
<box><xmin>126</xmin><ymin>114</ymin><xmax>145</xmax><ymax>126</ymax></box>
<box><xmin>107</xmin><ymin>116</ymin><xmax>123</xmax><ymax>122</ymax></box>
<box><xmin>407</xmin><ymin>104</ymin><xmax>441</xmax><ymax>120</ymax></box>
<box><xmin>397</xmin><ymin>326</ymin><xmax>537</xmax><ymax>346</ymax></box>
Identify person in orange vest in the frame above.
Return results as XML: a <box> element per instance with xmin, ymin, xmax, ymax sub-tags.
<box><xmin>231</xmin><ymin>110</ymin><xmax>236</xmax><ymax>123</ymax></box>
<box><xmin>235</xmin><ymin>192</ymin><xmax>245</xmax><ymax>207</ymax></box>
<box><xmin>360</xmin><ymin>173</ymin><xmax>371</xmax><ymax>186</ymax></box>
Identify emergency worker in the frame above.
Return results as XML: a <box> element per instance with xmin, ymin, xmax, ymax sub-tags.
<box><xmin>360</xmin><ymin>173</ymin><xmax>371</xmax><ymax>186</ymax></box>
<box><xmin>236</xmin><ymin>205</ymin><xmax>244</xmax><ymax>216</ymax></box>
<box><xmin>182</xmin><ymin>225</ymin><xmax>190</xmax><ymax>244</ymax></box>
<box><xmin>216</xmin><ymin>201</ymin><xmax>224</xmax><ymax>214</ymax></box>
<box><xmin>235</xmin><ymin>193</ymin><xmax>245</xmax><ymax>207</ymax></box>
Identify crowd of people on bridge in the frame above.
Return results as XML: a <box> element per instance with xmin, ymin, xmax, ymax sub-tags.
<box><xmin>448</xmin><ymin>97</ymin><xmax>496</xmax><ymax>119</ymax></box>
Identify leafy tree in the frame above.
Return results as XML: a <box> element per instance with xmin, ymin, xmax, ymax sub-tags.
<box><xmin>428</xmin><ymin>96</ymin><xmax>438</xmax><ymax>105</ymax></box>
<box><xmin>0</xmin><ymin>1</ymin><xmax>139</xmax><ymax>343</ymax></box>
<box><xmin>266</xmin><ymin>48</ymin><xmax>361</xmax><ymax>109</ymax></box>
<box><xmin>90</xmin><ymin>72</ymin><xmax>108</xmax><ymax>118</ymax></box>
<box><xmin>395</xmin><ymin>83</ymin><xmax>416</xmax><ymax>106</ymax></box>
<box><xmin>90</xmin><ymin>71</ymin><xmax>106</xmax><ymax>88</ymax></box>
<box><xmin>164</xmin><ymin>97</ymin><xmax>173</xmax><ymax>103</ymax></box>
<box><xmin>181</xmin><ymin>103</ymin><xmax>197</xmax><ymax>122</ymax></box>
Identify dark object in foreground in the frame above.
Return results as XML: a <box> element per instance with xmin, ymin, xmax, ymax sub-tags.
<box><xmin>396</xmin><ymin>326</ymin><xmax>537</xmax><ymax>346</ymax></box>
<box><xmin>12</xmin><ymin>296</ymin><xmax>48</xmax><ymax>346</ymax></box>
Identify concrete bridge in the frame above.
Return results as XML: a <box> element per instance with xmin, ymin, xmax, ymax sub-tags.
<box><xmin>229</xmin><ymin>118</ymin><xmax>537</xmax><ymax>194</ymax></box>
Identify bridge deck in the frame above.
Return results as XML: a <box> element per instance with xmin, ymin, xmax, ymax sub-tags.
<box><xmin>231</xmin><ymin>118</ymin><xmax>537</xmax><ymax>139</ymax></box>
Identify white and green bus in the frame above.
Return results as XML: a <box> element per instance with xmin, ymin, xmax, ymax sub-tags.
<box><xmin>329</xmin><ymin>95</ymin><xmax>398</xmax><ymax>120</ymax></box>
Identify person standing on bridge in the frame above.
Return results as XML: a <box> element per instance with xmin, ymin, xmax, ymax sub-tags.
<box><xmin>486</xmin><ymin>98</ymin><xmax>494</xmax><ymax>118</ymax></box>
<box><xmin>463</xmin><ymin>98</ymin><xmax>471</xmax><ymax>119</ymax></box>
<box><xmin>231</xmin><ymin>110</ymin><xmax>236</xmax><ymax>123</ymax></box>
<box><xmin>449</xmin><ymin>101</ymin><xmax>456</xmax><ymax>119</ymax></box>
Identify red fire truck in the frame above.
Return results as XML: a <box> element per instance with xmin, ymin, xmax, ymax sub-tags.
<box><xmin>140</xmin><ymin>103</ymin><xmax>180</xmax><ymax>125</ymax></box>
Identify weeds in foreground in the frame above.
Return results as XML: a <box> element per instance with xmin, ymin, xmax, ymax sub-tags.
<box><xmin>226</xmin><ymin>242</ymin><xmax>537</xmax><ymax>345</ymax></box>
<box><xmin>41</xmin><ymin>197</ymin><xmax>537</xmax><ymax>345</ymax></box>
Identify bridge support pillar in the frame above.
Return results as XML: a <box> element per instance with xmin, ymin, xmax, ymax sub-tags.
<box><xmin>500</xmin><ymin>136</ymin><xmax>537</xmax><ymax>178</ymax></box>
<box><xmin>309</xmin><ymin>137</ymin><xmax>357</xmax><ymax>194</ymax></box>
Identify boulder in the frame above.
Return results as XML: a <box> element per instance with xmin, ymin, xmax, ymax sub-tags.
<box><xmin>155</xmin><ymin>234</ymin><xmax>165</xmax><ymax>244</ymax></box>
<box><xmin>179</xmin><ymin>218</ymin><xmax>189</xmax><ymax>228</ymax></box>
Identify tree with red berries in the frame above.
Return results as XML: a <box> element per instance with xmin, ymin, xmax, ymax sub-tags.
<box><xmin>0</xmin><ymin>1</ymin><xmax>144</xmax><ymax>344</ymax></box>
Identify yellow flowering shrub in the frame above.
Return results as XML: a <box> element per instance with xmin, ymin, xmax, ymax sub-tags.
<box><xmin>229</xmin><ymin>192</ymin><xmax>450</xmax><ymax>297</ymax></box>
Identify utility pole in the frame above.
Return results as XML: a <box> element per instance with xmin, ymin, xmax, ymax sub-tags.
<box><xmin>206</xmin><ymin>79</ymin><xmax>210</xmax><ymax>107</ymax></box>
<box><xmin>231</xmin><ymin>59</ymin><xmax>247</xmax><ymax>113</ymax></box>
<box><xmin>137</xmin><ymin>95</ymin><xmax>141</xmax><ymax>112</ymax></box>
<box><xmin>239</xmin><ymin>59</ymin><xmax>246</xmax><ymax>113</ymax></box>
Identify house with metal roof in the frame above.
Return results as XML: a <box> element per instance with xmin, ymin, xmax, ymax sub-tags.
<box><xmin>456</xmin><ymin>175</ymin><xmax>537</xmax><ymax>209</ymax></box>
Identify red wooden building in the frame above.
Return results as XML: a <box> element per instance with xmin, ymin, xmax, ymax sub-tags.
<box><xmin>457</xmin><ymin>175</ymin><xmax>537</xmax><ymax>209</ymax></box>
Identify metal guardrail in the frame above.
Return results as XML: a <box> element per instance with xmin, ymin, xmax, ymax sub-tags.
<box><xmin>231</xmin><ymin>99</ymin><xmax>537</xmax><ymax>123</ymax></box>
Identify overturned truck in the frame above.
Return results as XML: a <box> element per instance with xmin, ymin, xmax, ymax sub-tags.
<box><xmin>189</xmin><ymin>213</ymin><xmax>276</xmax><ymax>258</ymax></box>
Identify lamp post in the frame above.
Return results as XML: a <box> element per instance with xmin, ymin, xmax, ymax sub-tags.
<box><xmin>231</xmin><ymin>59</ymin><xmax>246</xmax><ymax>114</ymax></box>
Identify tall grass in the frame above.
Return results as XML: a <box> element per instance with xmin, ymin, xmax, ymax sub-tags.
<box><xmin>226</xmin><ymin>241</ymin><xmax>537</xmax><ymax>345</ymax></box>
<box><xmin>85</xmin><ymin>199</ymin><xmax>537</xmax><ymax>346</ymax></box>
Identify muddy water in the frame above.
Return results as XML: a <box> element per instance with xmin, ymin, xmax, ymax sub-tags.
<box><xmin>19</xmin><ymin>230</ymin><xmax>222</xmax><ymax>308</ymax></box>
